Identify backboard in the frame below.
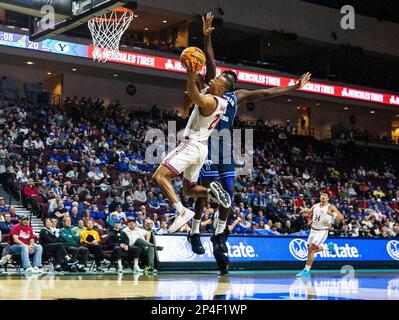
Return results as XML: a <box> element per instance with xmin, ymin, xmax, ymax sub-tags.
<box><xmin>29</xmin><ymin>0</ymin><xmax>137</xmax><ymax>41</ymax></box>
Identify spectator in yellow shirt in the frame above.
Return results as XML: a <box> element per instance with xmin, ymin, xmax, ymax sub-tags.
<box><xmin>373</xmin><ymin>187</ymin><xmax>386</xmax><ymax>199</ymax></box>
<box><xmin>80</xmin><ymin>221</ymin><xmax>104</xmax><ymax>272</ymax></box>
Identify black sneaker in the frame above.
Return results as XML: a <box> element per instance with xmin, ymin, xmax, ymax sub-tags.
<box><xmin>218</xmin><ymin>267</ymin><xmax>229</xmax><ymax>276</ymax></box>
<box><xmin>210</xmin><ymin>233</ymin><xmax>227</xmax><ymax>254</ymax></box>
<box><xmin>214</xmin><ymin>250</ymin><xmax>229</xmax><ymax>275</ymax></box>
<box><xmin>187</xmin><ymin>232</ymin><xmax>205</xmax><ymax>255</ymax></box>
<box><xmin>210</xmin><ymin>181</ymin><xmax>231</xmax><ymax>209</ymax></box>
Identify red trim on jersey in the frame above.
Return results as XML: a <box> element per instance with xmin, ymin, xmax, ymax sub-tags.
<box><xmin>162</xmin><ymin>163</ymin><xmax>180</xmax><ymax>177</ymax></box>
<box><xmin>162</xmin><ymin>140</ymin><xmax>189</xmax><ymax>165</ymax></box>
<box><xmin>316</xmin><ymin>230</ymin><xmax>329</xmax><ymax>247</ymax></box>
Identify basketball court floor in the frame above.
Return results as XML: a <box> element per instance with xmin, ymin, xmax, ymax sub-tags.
<box><xmin>1</xmin><ymin>270</ymin><xmax>399</xmax><ymax>300</ymax></box>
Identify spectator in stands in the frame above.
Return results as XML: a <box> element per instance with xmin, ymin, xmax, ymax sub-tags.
<box><xmin>64</xmin><ymin>181</ymin><xmax>76</xmax><ymax>196</ymax></box>
<box><xmin>133</xmin><ymin>184</ymin><xmax>147</xmax><ymax>203</ymax></box>
<box><xmin>47</xmin><ymin>218</ymin><xmax>58</xmax><ymax>238</ymax></box>
<box><xmin>156</xmin><ymin>220</ymin><xmax>168</xmax><ymax>235</ymax></box>
<box><xmin>66</xmin><ymin>166</ymin><xmax>79</xmax><ymax>179</ymax></box>
<box><xmin>69</xmin><ymin>206</ymin><xmax>81</xmax><ymax>227</ymax></box>
<box><xmin>135</xmin><ymin>210</ymin><xmax>145</xmax><ymax>228</ymax></box>
<box><xmin>110</xmin><ymin>205</ymin><xmax>127</xmax><ymax>224</ymax></box>
<box><xmin>82</xmin><ymin>209</ymin><xmax>95</xmax><ymax>227</ymax></box>
<box><xmin>0</xmin><ymin>213</ymin><xmax>15</xmax><ymax>234</ymax></box>
<box><xmin>9</xmin><ymin>214</ymin><xmax>43</xmax><ymax>273</ymax></box>
<box><xmin>144</xmin><ymin>219</ymin><xmax>156</xmax><ymax>234</ymax></box>
<box><xmin>51</xmin><ymin>180</ymin><xmax>63</xmax><ymax>196</ymax></box>
<box><xmin>16</xmin><ymin>166</ymin><xmax>30</xmax><ymax>184</ymax></box>
<box><xmin>37</xmin><ymin>179</ymin><xmax>49</xmax><ymax>195</ymax></box>
<box><xmin>80</xmin><ymin>220</ymin><xmax>104</xmax><ymax>272</ymax></box>
<box><xmin>373</xmin><ymin>187</ymin><xmax>386</xmax><ymax>199</ymax></box>
<box><xmin>48</xmin><ymin>195</ymin><xmax>61</xmax><ymax>215</ymax></box>
<box><xmin>147</xmin><ymin>192</ymin><xmax>160</xmax><ymax>209</ymax></box>
<box><xmin>0</xmin><ymin>229</ymin><xmax>12</xmax><ymax>266</ymax></box>
<box><xmin>0</xmin><ymin>197</ymin><xmax>9</xmax><ymax>213</ymax></box>
<box><xmin>39</xmin><ymin>218</ymin><xmax>73</xmax><ymax>272</ymax></box>
<box><xmin>107</xmin><ymin>218</ymin><xmax>139</xmax><ymax>273</ymax></box>
<box><xmin>22</xmin><ymin>178</ymin><xmax>39</xmax><ymax>206</ymax></box>
<box><xmin>123</xmin><ymin>219</ymin><xmax>163</xmax><ymax>273</ymax></box>
<box><xmin>73</xmin><ymin>220</ymin><xmax>86</xmax><ymax>235</ymax></box>
<box><xmin>59</xmin><ymin>217</ymin><xmax>87</xmax><ymax>272</ymax></box>
<box><xmin>52</xmin><ymin>200</ymin><xmax>69</xmax><ymax>228</ymax></box>
<box><xmin>281</xmin><ymin>220</ymin><xmax>295</xmax><ymax>235</ymax></box>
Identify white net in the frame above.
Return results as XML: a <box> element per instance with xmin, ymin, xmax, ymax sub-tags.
<box><xmin>88</xmin><ymin>7</ymin><xmax>134</xmax><ymax>63</ymax></box>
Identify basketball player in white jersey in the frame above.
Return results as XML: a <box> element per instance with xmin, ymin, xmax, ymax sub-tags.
<box><xmin>296</xmin><ymin>191</ymin><xmax>344</xmax><ymax>277</ymax></box>
<box><xmin>152</xmin><ymin>61</ymin><xmax>234</xmax><ymax>233</ymax></box>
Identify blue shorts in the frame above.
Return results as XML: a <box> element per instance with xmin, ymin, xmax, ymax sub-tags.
<box><xmin>199</xmin><ymin>161</ymin><xmax>236</xmax><ymax>182</ymax></box>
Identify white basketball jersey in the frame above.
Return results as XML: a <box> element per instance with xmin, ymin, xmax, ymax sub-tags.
<box><xmin>311</xmin><ymin>203</ymin><xmax>332</xmax><ymax>229</ymax></box>
<box><xmin>183</xmin><ymin>94</ymin><xmax>228</xmax><ymax>141</ymax></box>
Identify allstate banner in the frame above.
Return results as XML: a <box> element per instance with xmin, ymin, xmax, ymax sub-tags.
<box><xmin>155</xmin><ymin>235</ymin><xmax>399</xmax><ymax>263</ymax></box>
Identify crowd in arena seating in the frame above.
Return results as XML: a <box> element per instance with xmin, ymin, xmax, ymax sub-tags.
<box><xmin>0</xmin><ymin>93</ymin><xmax>399</xmax><ymax>270</ymax></box>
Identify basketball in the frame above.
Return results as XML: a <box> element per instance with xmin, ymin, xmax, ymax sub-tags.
<box><xmin>180</xmin><ymin>46</ymin><xmax>206</xmax><ymax>71</ymax></box>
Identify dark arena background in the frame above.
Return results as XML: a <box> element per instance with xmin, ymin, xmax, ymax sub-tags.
<box><xmin>0</xmin><ymin>0</ymin><xmax>399</xmax><ymax>314</ymax></box>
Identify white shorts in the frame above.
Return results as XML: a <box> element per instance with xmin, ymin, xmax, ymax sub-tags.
<box><xmin>161</xmin><ymin>138</ymin><xmax>208</xmax><ymax>183</ymax></box>
<box><xmin>307</xmin><ymin>229</ymin><xmax>329</xmax><ymax>247</ymax></box>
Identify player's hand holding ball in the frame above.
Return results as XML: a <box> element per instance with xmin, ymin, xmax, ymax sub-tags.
<box><xmin>180</xmin><ymin>46</ymin><xmax>206</xmax><ymax>74</ymax></box>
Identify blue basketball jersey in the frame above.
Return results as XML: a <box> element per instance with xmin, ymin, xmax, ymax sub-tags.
<box><xmin>217</xmin><ymin>92</ymin><xmax>238</xmax><ymax>131</ymax></box>
<box><xmin>200</xmin><ymin>91</ymin><xmax>238</xmax><ymax>180</ymax></box>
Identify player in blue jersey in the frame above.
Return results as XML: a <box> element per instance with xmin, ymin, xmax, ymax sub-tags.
<box><xmin>184</xmin><ymin>13</ymin><xmax>311</xmax><ymax>274</ymax></box>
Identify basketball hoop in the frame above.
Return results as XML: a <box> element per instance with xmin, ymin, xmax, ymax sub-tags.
<box><xmin>88</xmin><ymin>7</ymin><xmax>134</xmax><ymax>63</ymax></box>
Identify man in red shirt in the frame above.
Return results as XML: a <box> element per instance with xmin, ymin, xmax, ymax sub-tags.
<box><xmin>9</xmin><ymin>214</ymin><xmax>43</xmax><ymax>273</ymax></box>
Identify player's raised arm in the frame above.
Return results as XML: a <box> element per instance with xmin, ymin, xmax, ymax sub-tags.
<box><xmin>186</xmin><ymin>61</ymin><xmax>217</xmax><ymax>114</ymax></box>
<box><xmin>203</xmin><ymin>12</ymin><xmax>216</xmax><ymax>83</ymax></box>
<box><xmin>235</xmin><ymin>72</ymin><xmax>311</xmax><ymax>104</ymax></box>
<box><xmin>327</xmin><ymin>205</ymin><xmax>344</xmax><ymax>224</ymax></box>
<box><xmin>182</xmin><ymin>12</ymin><xmax>216</xmax><ymax>118</ymax></box>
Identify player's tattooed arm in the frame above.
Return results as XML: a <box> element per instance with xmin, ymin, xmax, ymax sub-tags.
<box><xmin>328</xmin><ymin>205</ymin><xmax>345</xmax><ymax>224</ymax></box>
<box><xmin>186</xmin><ymin>61</ymin><xmax>217</xmax><ymax>114</ymax></box>
<box><xmin>235</xmin><ymin>72</ymin><xmax>311</xmax><ymax>104</ymax></box>
<box><xmin>203</xmin><ymin>12</ymin><xmax>216</xmax><ymax>84</ymax></box>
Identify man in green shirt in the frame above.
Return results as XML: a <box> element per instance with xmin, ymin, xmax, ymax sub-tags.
<box><xmin>59</xmin><ymin>217</ymin><xmax>88</xmax><ymax>272</ymax></box>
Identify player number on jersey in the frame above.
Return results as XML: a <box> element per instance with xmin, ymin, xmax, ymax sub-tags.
<box><xmin>208</xmin><ymin>114</ymin><xmax>221</xmax><ymax>131</ymax></box>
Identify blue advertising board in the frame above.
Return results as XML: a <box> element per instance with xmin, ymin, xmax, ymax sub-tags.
<box><xmin>155</xmin><ymin>234</ymin><xmax>399</xmax><ymax>264</ymax></box>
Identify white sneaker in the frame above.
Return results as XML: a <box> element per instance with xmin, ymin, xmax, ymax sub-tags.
<box><xmin>0</xmin><ymin>254</ymin><xmax>11</xmax><ymax>266</ymax></box>
<box><xmin>168</xmin><ymin>208</ymin><xmax>195</xmax><ymax>233</ymax></box>
<box><xmin>25</xmin><ymin>267</ymin><xmax>37</xmax><ymax>274</ymax></box>
<box><xmin>117</xmin><ymin>266</ymin><xmax>124</xmax><ymax>273</ymax></box>
<box><xmin>133</xmin><ymin>266</ymin><xmax>143</xmax><ymax>274</ymax></box>
<box><xmin>34</xmin><ymin>266</ymin><xmax>45</xmax><ymax>274</ymax></box>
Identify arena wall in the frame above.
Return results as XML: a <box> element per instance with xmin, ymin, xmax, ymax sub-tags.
<box><xmin>140</xmin><ymin>0</ymin><xmax>399</xmax><ymax>58</ymax></box>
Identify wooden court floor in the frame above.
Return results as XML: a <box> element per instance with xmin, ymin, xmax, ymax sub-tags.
<box><xmin>1</xmin><ymin>270</ymin><xmax>399</xmax><ymax>300</ymax></box>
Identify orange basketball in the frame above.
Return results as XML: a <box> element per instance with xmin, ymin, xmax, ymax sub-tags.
<box><xmin>180</xmin><ymin>47</ymin><xmax>206</xmax><ymax>71</ymax></box>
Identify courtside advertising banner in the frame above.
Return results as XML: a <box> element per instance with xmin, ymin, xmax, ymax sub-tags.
<box><xmin>155</xmin><ymin>235</ymin><xmax>399</xmax><ymax>263</ymax></box>
<box><xmin>1</xmin><ymin>30</ymin><xmax>399</xmax><ymax>106</ymax></box>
